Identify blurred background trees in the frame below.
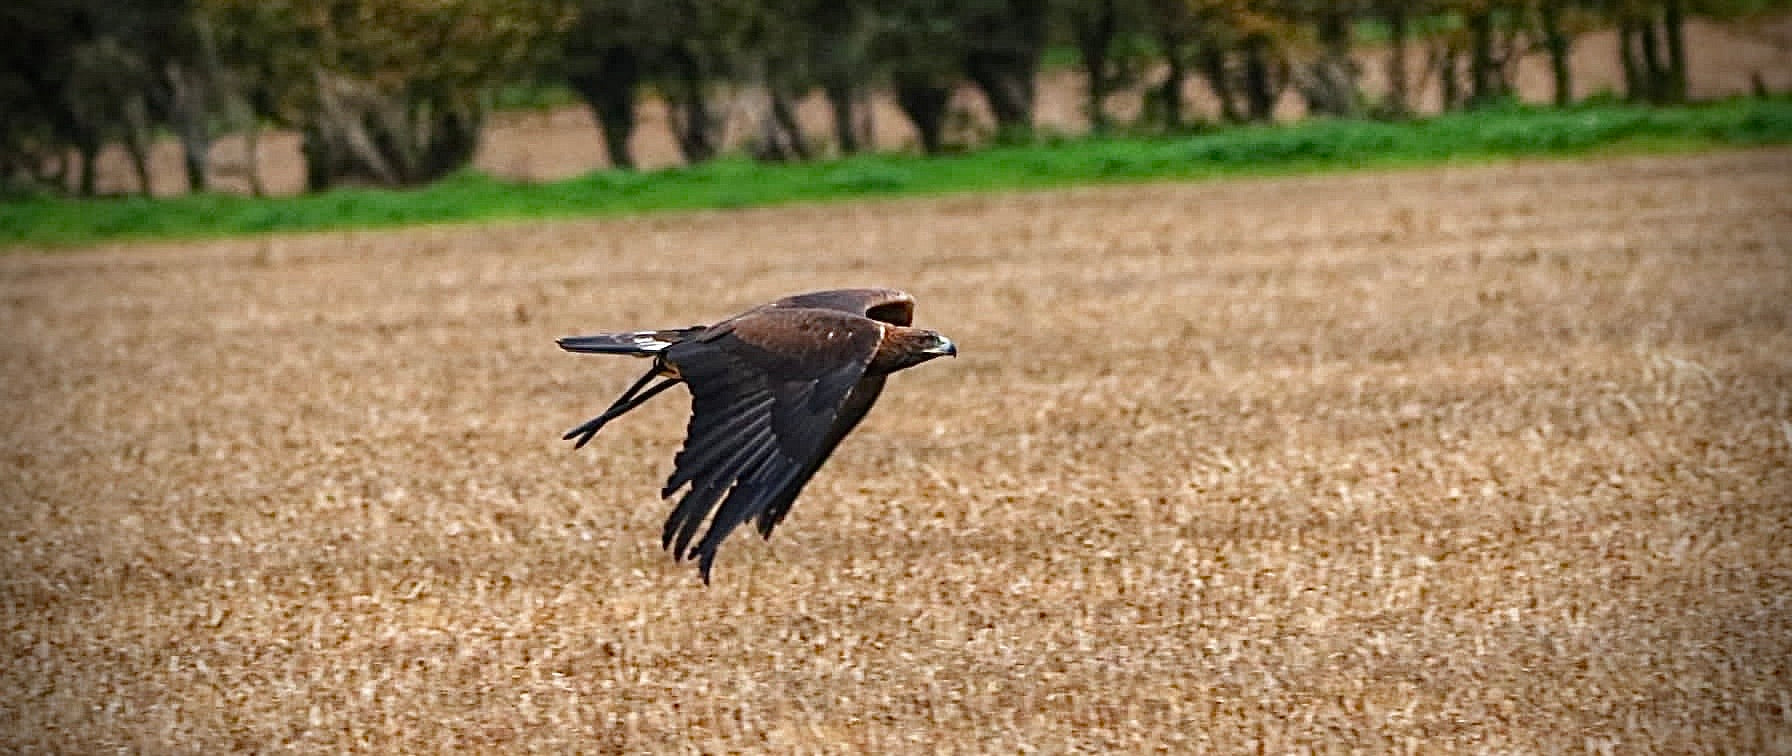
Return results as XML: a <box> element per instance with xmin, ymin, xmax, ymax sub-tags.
<box><xmin>209</xmin><ymin>0</ymin><xmax>570</xmax><ymax>191</ymax></box>
<box><xmin>2</xmin><ymin>0</ymin><xmax>1780</xmax><ymax>196</ymax></box>
<box><xmin>4</xmin><ymin>0</ymin><xmax>570</xmax><ymax>195</ymax></box>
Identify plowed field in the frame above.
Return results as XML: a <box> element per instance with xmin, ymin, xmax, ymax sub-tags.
<box><xmin>5</xmin><ymin>150</ymin><xmax>1791</xmax><ymax>751</ymax></box>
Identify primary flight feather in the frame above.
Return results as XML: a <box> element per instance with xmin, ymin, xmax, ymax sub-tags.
<box><xmin>558</xmin><ymin>288</ymin><xmax>956</xmax><ymax>582</ymax></box>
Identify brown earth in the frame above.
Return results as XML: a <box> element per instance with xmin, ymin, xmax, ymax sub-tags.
<box><xmin>5</xmin><ymin>149</ymin><xmax>1792</xmax><ymax>751</ymax></box>
<box><xmin>87</xmin><ymin>15</ymin><xmax>1792</xmax><ymax>197</ymax></box>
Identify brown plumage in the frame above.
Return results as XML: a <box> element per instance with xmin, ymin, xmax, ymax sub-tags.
<box><xmin>558</xmin><ymin>288</ymin><xmax>956</xmax><ymax>582</ymax></box>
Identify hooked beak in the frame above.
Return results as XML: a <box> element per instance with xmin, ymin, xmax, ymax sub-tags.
<box><xmin>927</xmin><ymin>336</ymin><xmax>958</xmax><ymax>358</ymax></box>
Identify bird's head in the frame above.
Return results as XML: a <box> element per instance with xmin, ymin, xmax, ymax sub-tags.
<box><xmin>920</xmin><ymin>331</ymin><xmax>958</xmax><ymax>359</ymax></box>
<box><xmin>872</xmin><ymin>327</ymin><xmax>958</xmax><ymax>375</ymax></box>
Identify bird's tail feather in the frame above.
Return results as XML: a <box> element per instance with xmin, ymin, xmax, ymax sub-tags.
<box><xmin>557</xmin><ymin>330</ymin><xmax>685</xmax><ymax>355</ymax></box>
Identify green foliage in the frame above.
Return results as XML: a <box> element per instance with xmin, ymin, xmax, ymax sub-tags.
<box><xmin>492</xmin><ymin>82</ymin><xmax>582</xmax><ymax>112</ymax></box>
<box><xmin>823</xmin><ymin>162</ymin><xmax>916</xmax><ymax>193</ymax></box>
<box><xmin>1704</xmin><ymin>0</ymin><xmax>1792</xmax><ymax>16</ymax></box>
<box><xmin>4</xmin><ymin>98</ymin><xmax>1789</xmax><ymax>248</ymax></box>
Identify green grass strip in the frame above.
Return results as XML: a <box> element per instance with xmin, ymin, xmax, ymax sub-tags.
<box><xmin>4</xmin><ymin>98</ymin><xmax>1789</xmax><ymax>248</ymax></box>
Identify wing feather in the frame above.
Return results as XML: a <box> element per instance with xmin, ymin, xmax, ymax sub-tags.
<box><xmin>662</xmin><ymin>394</ymin><xmax>774</xmax><ymax>496</ymax></box>
<box><xmin>767</xmin><ymin>362</ymin><xmax>867</xmax><ymax>463</ymax></box>
<box><xmin>694</xmin><ymin>453</ymin><xmax>810</xmax><ymax>579</ymax></box>
<box><xmin>754</xmin><ymin>376</ymin><xmax>887</xmax><ymax>538</ymax></box>
<box><xmin>662</xmin><ymin>425</ymin><xmax>776</xmax><ymax>551</ymax></box>
<box><xmin>667</xmin><ymin>438</ymin><xmax>779</xmax><ymax>560</ymax></box>
<box><xmin>655</xmin><ymin>308</ymin><xmax>883</xmax><ymax>579</ymax></box>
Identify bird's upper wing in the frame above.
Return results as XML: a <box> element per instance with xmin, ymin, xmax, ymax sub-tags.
<box><xmin>657</xmin><ymin>308</ymin><xmax>886</xmax><ymax>581</ymax></box>
<box><xmin>761</xmin><ymin>288</ymin><xmax>915</xmax><ymax>326</ymax></box>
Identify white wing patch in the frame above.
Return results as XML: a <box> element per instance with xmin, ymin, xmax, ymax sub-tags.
<box><xmin>630</xmin><ymin>332</ymin><xmax>674</xmax><ymax>353</ymax></box>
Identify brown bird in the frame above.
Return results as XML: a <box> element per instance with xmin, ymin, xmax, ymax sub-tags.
<box><xmin>559</xmin><ymin>288</ymin><xmax>957</xmax><ymax>582</ymax></box>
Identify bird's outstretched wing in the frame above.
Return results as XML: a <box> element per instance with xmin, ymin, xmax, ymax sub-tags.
<box><xmin>753</xmin><ymin>374</ymin><xmax>885</xmax><ymax>539</ymax></box>
<box><xmin>657</xmin><ymin>308</ymin><xmax>886</xmax><ymax>581</ymax></box>
<box><xmin>764</xmin><ymin>288</ymin><xmax>915</xmax><ymax>326</ymax></box>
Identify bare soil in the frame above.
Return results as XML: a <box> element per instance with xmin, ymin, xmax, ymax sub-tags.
<box><xmin>5</xmin><ymin>149</ymin><xmax>1791</xmax><ymax>751</ymax></box>
<box><xmin>85</xmin><ymin>15</ymin><xmax>1792</xmax><ymax>196</ymax></box>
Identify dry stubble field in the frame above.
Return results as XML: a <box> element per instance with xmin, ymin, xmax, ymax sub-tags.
<box><xmin>5</xmin><ymin>150</ymin><xmax>1792</xmax><ymax>752</ymax></box>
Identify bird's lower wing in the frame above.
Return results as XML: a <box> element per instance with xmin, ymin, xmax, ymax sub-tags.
<box><xmin>659</xmin><ymin>317</ymin><xmax>880</xmax><ymax>582</ymax></box>
<box><xmin>754</xmin><ymin>375</ymin><xmax>887</xmax><ymax>539</ymax></box>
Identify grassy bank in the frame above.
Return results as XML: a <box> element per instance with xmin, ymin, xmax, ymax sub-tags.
<box><xmin>4</xmin><ymin>98</ymin><xmax>1788</xmax><ymax>248</ymax></box>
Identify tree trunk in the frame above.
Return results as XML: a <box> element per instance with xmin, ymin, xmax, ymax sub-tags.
<box><xmin>413</xmin><ymin>101</ymin><xmax>480</xmax><ymax>181</ymax></box>
<box><xmin>1437</xmin><ymin>43</ymin><xmax>1462</xmax><ymax>111</ymax></box>
<box><xmin>823</xmin><ymin>78</ymin><xmax>863</xmax><ymax>155</ymax></box>
<box><xmin>964</xmin><ymin>54</ymin><xmax>1038</xmax><ymax>138</ymax></box>
<box><xmin>304</xmin><ymin>72</ymin><xmax>399</xmax><ymax>189</ymax></box>
<box><xmin>1383</xmin><ymin>5</ymin><xmax>1411</xmax><ymax>117</ymax></box>
<box><xmin>76</xmin><ymin>138</ymin><xmax>99</xmax><ymax>197</ymax></box>
<box><xmin>301</xmin><ymin>92</ymin><xmax>480</xmax><ymax>190</ymax></box>
<box><xmin>893</xmin><ymin>73</ymin><xmax>951</xmax><ymax>155</ymax></box>
<box><xmin>117</xmin><ymin>95</ymin><xmax>154</xmax><ymax>196</ymax></box>
<box><xmin>1154</xmin><ymin>37</ymin><xmax>1188</xmax><ymax>130</ymax></box>
<box><xmin>670</xmin><ymin>94</ymin><xmax>718</xmax><ymax>165</ymax></box>
<box><xmin>751</xmin><ymin>80</ymin><xmax>809</xmax><ymax>163</ymax></box>
<box><xmin>1199</xmin><ymin>46</ymin><xmax>1241</xmax><ymax>123</ymax></box>
<box><xmin>665</xmin><ymin>50</ymin><xmax>719</xmax><ymax>165</ymax></box>
<box><xmin>663</xmin><ymin>47</ymin><xmax>716</xmax><ymax>165</ymax></box>
<box><xmin>809</xmin><ymin>1</ymin><xmax>870</xmax><ymax>155</ymax></box>
<box><xmin>1241</xmin><ymin>36</ymin><xmax>1278</xmax><ymax>123</ymax></box>
<box><xmin>1303</xmin><ymin>11</ymin><xmax>1358</xmax><ymax>117</ymax></box>
<box><xmin>962</xmin><ymin>0</ymin><xmax>1047</xmax><ymax>139</ymax></box>
<box><xmin>1468</xmin><ymin>11</ymin><xmax>1501</xmax><ymax>107</ymax></box>
<box><xmin>243</xmin><ymin>119</ymin><xmax>264</xmax><ymax>198</ymax></box>
<box><xmin>1619</xmin><ymin>19</ymin><xmax>1643</xmax><ymax>101</ymax></box>
<box><xmin>167</xmin><ymin>65</ymin><xmax>213</xmax><ymax>193</ymax></box>
<box><xmin>1640</xmin><ymin>16</ymin><xmax>1665</xmax><ymax>102</ymax></box>
<box><xmin>1663</xmin><ymin>0</ymin><xmax>1687</xmax><ymax>103</ymax></box>
<box><xmin>773</xmin><ymin>89</ymin><xmax>808</xmax><ymax>161</ymax></box>
<box><xmin>125</xmin><ymin>130</ymin><xmax>153</xmax><ymax>197</ymax></box>
<box><xmin>565</xmin><ymin>46</ymin><xmax>641</xmax><ymax>171</ymax></box>
<box><xmin>1539</xmin><ymin>0</ymin><xmax>1573</xmax><ymax>107</ymax></box>
<box><xmin>1072</xmin><ymin>0</ymin><xmax>1118</xmax><ymax>133</ymax></box>
<box><xmin>301</xmin><ymin>125</ymin><xmax>334</xmax><ymax>193</ymax></box>
<box><xmin>180</xmin><ymin>134</ymin><xmax>209</xmax><ymax>193</ymax></box>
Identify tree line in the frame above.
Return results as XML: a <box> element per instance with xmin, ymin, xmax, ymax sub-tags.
<box><xmin>1</xmin><ymin>0</ymin><xmax>1766</xmax><ymax>197</ymax></box>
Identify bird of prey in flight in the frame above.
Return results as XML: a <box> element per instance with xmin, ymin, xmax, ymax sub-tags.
<box><xmin>559</xmin><ymin>288</ymin><xmax>957</xmax><ymax>582</ymax></box>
